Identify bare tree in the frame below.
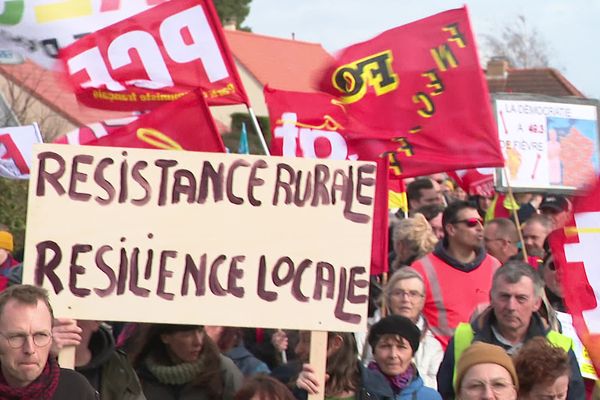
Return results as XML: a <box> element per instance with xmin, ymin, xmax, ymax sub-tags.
<box><xmin>0</xmin><ymin>65</ymin><xmax>70</xmax><ymax>141</ymax></box>
<box><xmin>481</xmin><ymin>15</ymin><xmax>551</xmax><ymax>68</ymax></box>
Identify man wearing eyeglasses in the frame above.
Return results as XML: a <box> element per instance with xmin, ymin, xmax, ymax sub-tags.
<box><xmin>412</xmin><ymin>201</ymin><xmax>501</xmax><ymax>349</ymax></box>
<box><xmin>0</xmin><ymin>284</ymin><xmax>97</xmax><ymax>399</ymax></box>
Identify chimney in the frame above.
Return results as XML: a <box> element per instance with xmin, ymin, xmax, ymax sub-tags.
<box><xmin>223</xmin><ymin>18</ymin><xmax>237</xmax><ymax>31</ymax></box>
<box><xmin>486</xmin><ymin>57</ymin><xmax>509</xmax><ymax>80</ymax></box>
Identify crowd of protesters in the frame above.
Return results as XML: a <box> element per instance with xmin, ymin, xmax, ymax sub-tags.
<box><xmin>0</xmin><ymin>173</ymin><xmax>598</xmax><ymax>399</ymax></box>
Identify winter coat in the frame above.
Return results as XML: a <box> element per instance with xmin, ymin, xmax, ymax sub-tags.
<box><xmin>394</xmin><ymin>374</ymin><xmax>441</xmax><ymax>400</ymax></box>
<box><xmin>53</xmin><ymin>368</ymin><xmax>98</xmax><ymax>399</ymax></box>
<box><xmin>76</xmin><ymin>324</ymin><xmax>145</xmax><ymax>400</ymax></box>
<box><xmin>138</xmin><ymin>354</ymin><xmax>243</xmax><ymax>400</ymax></box>
<box><xmin>225</xmin><ymin>345</ymin><xmax>270</xmax><ymax>377</ymax></box>
<box><xmin>357</xmin><ymin>313</ymin><xmax>443</xmax><ymax>389</ymax></box>
<box><xmin>437</xmin><ymin>307</ymin><xmax>585</xmax><ymax>400</ymax></box>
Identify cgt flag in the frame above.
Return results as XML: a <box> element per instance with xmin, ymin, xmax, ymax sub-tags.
<box><xmin>265</xmin><ymin>86</ymin><xmax>389</xmax><ymax>275</ymax></box>
<box><xmin>549</xmin><ymin>178</ymin><xmax>600</xmax><ymax>378</ymax></box>
<box><xmin>318</xmin><ymin>6</ymin><xmax>504</xmax><ymax>178</ymax></box>
<box><xmin>59</xmin><ymin>0</ymin><xmax>249</xmax><ymax>111</ymax></box>
<box><xmin>85</xmin><ymin>89</ymin><xmax>226</xmax><ymax>153</ymax></box>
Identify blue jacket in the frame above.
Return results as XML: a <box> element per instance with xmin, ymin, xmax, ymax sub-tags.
<box><xmin>225</xmin><ymin>345</ymin><xmax>270</xmax><ymax>377</ymax></box>
<box><xmin>395</xmin><ymin>374</ymin><xmax>441</xmax><ymax>400</ymax></box>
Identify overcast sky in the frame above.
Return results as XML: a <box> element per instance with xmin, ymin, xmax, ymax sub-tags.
<box><xmin>245</xmin><ymin>0</ymin><xmax>599</xmax><ymax>99</ymax></box>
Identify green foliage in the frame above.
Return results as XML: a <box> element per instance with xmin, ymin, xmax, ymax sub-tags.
<box><xmin>213</xmin><ymin>0</ymin><xmax>252</xmax><ymax>31</ymax></box>
<box><xmin>222</xmin><ymin>112</ymin><xmax>270</xmax><ymax>155</ymax></box>
<box><xmin>0</xmin><ymin>178</ymin><xmax>28</xmax><ymax>253</ymax></box>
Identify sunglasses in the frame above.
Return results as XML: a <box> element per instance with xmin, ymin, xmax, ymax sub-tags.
<box><xmin>452</xmin><ymin>217</ymin><xmax>484</xmax><ymax>228</ymax></box>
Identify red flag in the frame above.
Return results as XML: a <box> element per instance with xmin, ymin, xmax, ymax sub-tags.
<box><xmin>86</xmin><ymin>90</ymin><xmax>225</xmax><ymax>153</ymax></box>
<box><xmin>0</xmin><ymin>125</ymin><xmax>42</xmax><ymax>179</ymax></box>
<box><xmin>549</xmin><ymin>178</ymin><xmax>600</xmax><ymax>376</ymax></box>
<box><xmin>265</xmin><ymin>86</ymin><xmax>388</xmax><ymax>275</ymax></box>
<box><xmin>318</xmin><ymin>7</ymin><xmax>504</xmax><ymax>177</ymax></box>
<box><xmin>448</xmin><ymin>168</ymin><xmax>495</xmax><ymax>197</ymax></box>
<box><xmin>54</xmin><ymin>117</ymin><xmax>138</xmax><ymax>145</ymax></box>
<box><xmin>59</xmin><ymin>0</ymin><xmax>249</xmax><ymax>111</ymax></box>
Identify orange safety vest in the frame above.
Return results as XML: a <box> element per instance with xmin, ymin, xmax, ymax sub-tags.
<box><xmin>413</xmin><ymin>253</ymin><xmax>500</xmax><ymax>349</ymax></box>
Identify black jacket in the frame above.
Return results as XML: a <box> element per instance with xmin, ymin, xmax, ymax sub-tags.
<box><xmin>53</xmin><ymin>368</ymin><xmax>98</xmax><ymax>399</ymax></box>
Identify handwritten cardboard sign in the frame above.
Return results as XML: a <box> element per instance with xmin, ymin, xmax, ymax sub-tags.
<box><xmin>23</xmin><ymin>144</ymin><xmax>376</xmax><ymax>332</ymax></box>
<box><xmin>494</xmin><ymin>94</ymin><xmax>600</xmax><ymax>191</ymax></box>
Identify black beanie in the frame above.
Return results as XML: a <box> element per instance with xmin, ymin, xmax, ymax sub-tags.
<box><xmin>368</xmin><ymin>315</ymin><xmax>421</xmax><ymax>354</ymax></box>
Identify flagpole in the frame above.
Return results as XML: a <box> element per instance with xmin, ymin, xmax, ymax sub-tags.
<box><xmin>246</xmin><ymin>106</ymin><xmax>270</xmax><ymax>156</ymax></box>
<box><xmin>33</xmin><ymin>122</ymin><xmax>44</xmax><ymax>143</ymax></box>
<box><xmin>502</xmin><ymin>167</ymin><xmax>528</xmax><ymax>261</ymax></box>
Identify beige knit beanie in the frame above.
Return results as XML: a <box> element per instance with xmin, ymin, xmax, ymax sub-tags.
<box><xmin>454</xmin><ymin>341</ymin><xmax>518</xmax><ymax>393</ymax></box>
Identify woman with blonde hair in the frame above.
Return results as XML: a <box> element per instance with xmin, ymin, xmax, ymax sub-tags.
<box><xmin>391</xmin><ymin>214</ymin><xmax>438</xmax><ymax>271</ymax></box>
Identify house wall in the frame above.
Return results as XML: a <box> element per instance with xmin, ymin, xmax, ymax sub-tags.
<box><xmin>0</xmin><ymin>73</ymin><xmax>76</xmax><ymax>141</ymax></box>
<box><xmin>209</xmin><ymin>61</ymin><xmax>268</xmax><ymax>132</ymax></box>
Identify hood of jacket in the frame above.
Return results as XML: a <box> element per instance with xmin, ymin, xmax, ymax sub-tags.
<box><xmin>76</xmin><ymin>324</ymin><xmax>115</xmax><ymax>372</ymax></box>
<box><xmin>432</xmin><ymin>241</ymin><xmax>488</xmax><ymax>272</ymax></box>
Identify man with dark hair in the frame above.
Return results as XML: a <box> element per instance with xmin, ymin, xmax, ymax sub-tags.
<box><xmin>436</xmin><ymin>261</ymin><xmax>584</xmax><ymax>400</ymax></box>
<box><xmin>412</xmin><ymin>201</ymin><xmax>501</xmax><ymax>348</ymax></box>
<box><xmin>407</xmin><ymin>178</ymin><xmax>443</xmax><ymax>211</ymax></box>
<box><xmin>0</xmin><ymin>284</ymin><xmax>97</xmax><ymax>399</ymax></box>
<box><xmin>539</xmin><ymin>194</ymin><xmax>571</xmax><ymax>229</ymax></box>
<box><xmin>483</xmin><ymin>218</ymin><xmax>519</xmax><ymax>263</ymax></box>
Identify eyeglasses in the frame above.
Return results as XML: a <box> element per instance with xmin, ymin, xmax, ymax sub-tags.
<box><xmin>462</xmin><ymin>379</ymin><xmax>515</xmax><ymax>396</ymax></box>
<box><xmin>452</xmin><ymin>217</ymin><xmax>484</xmax><ymax>228</ymax></box>
<box><xmin>390</xmin><ymin>289</ymin><xmax>424</xmax><ymax>300</ymax></box>
<box><xmin>0</xmin><ymin>331</ymin><xmax>52</xmax><ymax>349</ymax></box>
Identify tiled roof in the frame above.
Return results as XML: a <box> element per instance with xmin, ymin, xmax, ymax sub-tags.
<box><xmin>224</xmin><ymin>29</ymin><xmax>333</xmax><ymax>92</ymax></box>
<box><xmin>0</xmin><ymin>61</ymin><xmax>131</xmax><ymax>127</ymax></box>
<box><xmin>487</xmin><ymin>68</ymin><xmax>584</xmax><ymax>98</ymax></box>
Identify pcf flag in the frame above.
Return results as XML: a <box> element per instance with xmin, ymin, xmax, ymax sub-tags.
<box><xmin>0</xmin><ymin>124</ymin><xmax>42</xmax><ymax>179</ymax></box>
<box><xmin>86</xmin><ymin>90</ymin><xmax>225</xmax><ymax>153</ymax></box>
<box><xmin>549</xmin><ymin>178</ymin><xmax>600</xmax><ymax>376</ymax></box>
<box><xmin>319</xmin><ymin>7</ymin><xmax>504</xmax><ymax>178</ymax></box>
<box><xmin>59</xmin><ymin>0</ymin><xmax>249</xmax><ymax>111</ymax></box>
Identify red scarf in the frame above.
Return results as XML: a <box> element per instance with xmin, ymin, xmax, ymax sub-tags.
<box><xmin>0</xmin><ymin>356</ymin><xmax>60</xmax><ymax>399</ymax></box>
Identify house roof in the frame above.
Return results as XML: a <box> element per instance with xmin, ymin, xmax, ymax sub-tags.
<box><xmin>0</xmin><ymin>61</ymin><xmax>131</xmax><ymax>127</ymax></box>
<box><xmin>0</xmin><ymin>61</ymin><xmax>231</xmax><ymax>134</ymax></box>
<box><xmin>487</xmin><ymin>68</ymin><xmax>585</xmax><ymax>98</ymax></box>
<box><xmin>224</xmin><ymin>29</ymin><xmax>333</xmax><ymax>92</ymax></box>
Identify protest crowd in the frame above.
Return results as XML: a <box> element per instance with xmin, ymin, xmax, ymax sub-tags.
<box><xmin>0</xmin><ymin>1</ymin><xmax>599</xmax><ymax>400</ymax></box>
<box><xmin>1</xmin><ymin>181</ymin><xmax>598</xmax><ymax>399</ymax></box>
